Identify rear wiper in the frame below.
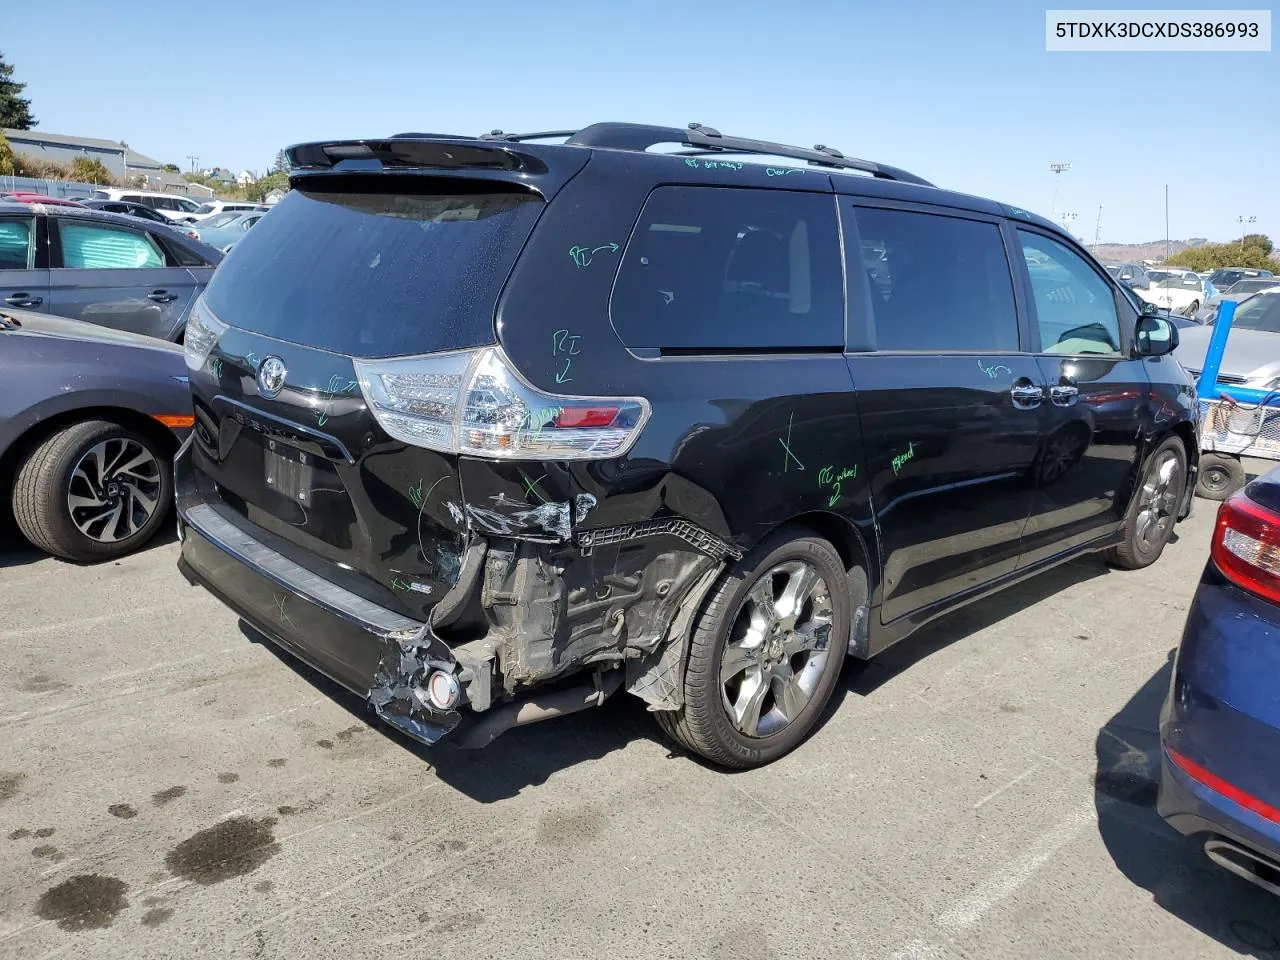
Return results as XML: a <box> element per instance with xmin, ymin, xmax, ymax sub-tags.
<box><xmin>0</xmin><ymin>313</ymin><xmax>20</xmax><ymax>331</ymax></box>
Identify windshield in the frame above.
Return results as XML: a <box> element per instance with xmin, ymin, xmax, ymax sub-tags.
<box><xmin>1105</xmin><ymin>265</ymin><xmax>1121</xmax><ymax>276</ymax></box>
<box><xmin>195</xmin><ymin>202</ymin><xmax>217</xmax><ymax>214</ymax></box>
<box><xmin>202</xmin><ymin>184</ymin><xmax>544</xmax><ymax>358</ymax></box>
<box><xmin>1231</xmin><ymin>293</ymin><xmax>1280</xmax><ymax>333</ymax></box>
<box><xmin>1155</xmin><ymin>276</ymin><xmax>1201</xmax><ymax>291</ymax></box>
<box><xmin>1229</xmin><ymin>280</ymin><xmax>1279</xmax><ymax>295</ymax></box>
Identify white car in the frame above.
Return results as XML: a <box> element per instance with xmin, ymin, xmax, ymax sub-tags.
<box><xmin>174</xmin><ymin>200</ymin><xmax>270</xmax><ymax>224</ymax></box>
<box><xmin>1137</xmin><ymin>271</ymin><xmax>1212</xmax><ymax>318</ymax></box>
<box><xmin>90</xmin><ymin>188</ymin><xmax>204</xmax><ymax>222</ymax></box>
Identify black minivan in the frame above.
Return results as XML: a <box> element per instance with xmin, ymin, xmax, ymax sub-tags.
<box><xmin>175</xmin><ymin>123</ymin><xmax>1199</xmax><ymax>768</ymax></box>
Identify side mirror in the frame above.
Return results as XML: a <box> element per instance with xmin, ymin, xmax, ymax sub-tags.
<box><xmin>1140</xmin><ymin>299</ymin><xmax>1159</xmax><ymax>317</ymax></box>
<box><xmin>1136</xmin><ymin>314</ymin><xmax>1178</xmax><ymax>356</ymax></box>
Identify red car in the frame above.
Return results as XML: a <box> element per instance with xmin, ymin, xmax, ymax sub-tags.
<box><xmin>1</xmin><ymin>192</ymin><xmax>87</xmax><ymax>207</ymax></box>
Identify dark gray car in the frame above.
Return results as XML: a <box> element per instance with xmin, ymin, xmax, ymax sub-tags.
<box><xmin>0</xmin><ymin>201</ymin><xmax>222</xmax><ymax>342</ymax></box>
<box><xmin>0</xmin><ymin>307</ymin><xmax>193</xmax><ymax>561</ymax></box>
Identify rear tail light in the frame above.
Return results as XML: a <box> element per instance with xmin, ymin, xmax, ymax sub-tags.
<box><xmin>183</xmin><ymin>297</ymin><xmax>227</xmax><ymax>372</ymax></box>
<box><xmin>354</xmin><ymin>347</ymin><xmax>650</xmax><ymax>460</ymax></box>
<box><xmin>1212</xmin><ymin>490</ymin><xmax>1280</xmax><ymax>605</ymax></box>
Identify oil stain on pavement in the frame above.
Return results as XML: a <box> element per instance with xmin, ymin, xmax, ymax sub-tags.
<box><xmin>165</xmin><ymin>816</ymin><xmax>280</xmax><ymax>885</ymax></box>
<box><xmin>36</xmin><ymin>874</ymin><xmax>129</xmax><ymax>931</ymax></box>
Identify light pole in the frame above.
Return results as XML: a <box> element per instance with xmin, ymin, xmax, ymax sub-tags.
<box><xmin>1060</xmin><ymin>212</ymin><xmax>1078</xmax><ymax>237</ymax></box>
<box><xmin>1049</xmin><ymin>162</ymin><xmax>1071</xmax><ymax>221</ymax></box>
<box><xmin>1239</xmin><ymin>215</ymin><xmax>1257</xmax><ymax>251</ymax></box>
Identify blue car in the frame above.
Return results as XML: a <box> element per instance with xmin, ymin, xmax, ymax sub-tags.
<box><xmin>1160</xmin><ymin>469</ymin><xmax>1280</xmax><ymax>895</ymax></box>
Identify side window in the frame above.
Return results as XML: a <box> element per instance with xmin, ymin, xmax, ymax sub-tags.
<box><xmin>0</xmin><ymin>218</ymin><xmax>35</xmax><ymax>269</ymax></box>
<box><xmin>611</xmin><ymin>186</ymin><xmax>844</xmax><ymax>350</ymax></box>
<box><xmin>1017</xmin><ymin>231</ymin><xmax>1123</xmax><ymax>357</ymax></box>
<box><xmin>58</xmin><ymin>220</ymin><xmax>166</xmax><ymax>270</ymax></box>
<box><xmin>853</xmin><ymin>206</ymin><xmax>1018</xmax><ymax>352</ymax></box>
<box><xmin>162</xmin><ymin>236</ymin><xmax>209</xmax><ymax>268</ymax></box>
<box><xmin>152</xmin><ymin>196</ymin><xmax>176</xmax><ymax>211</ymax></box>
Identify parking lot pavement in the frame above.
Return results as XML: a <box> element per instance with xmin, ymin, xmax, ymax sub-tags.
<box><xmin>4</xmin><ymin>504</ymin><xmax>1280</xmax><ymax>960</ymax></box>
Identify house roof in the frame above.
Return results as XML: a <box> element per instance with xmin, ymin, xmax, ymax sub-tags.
<box><xmin>125</xmin><ymin>149</ymin><xmax>164</xmax><ymax>169</ymax></box>
<box><xmin>2</xmin><ymin>128</ymin><xmax>126</xmax><ymax>153</ymax></box>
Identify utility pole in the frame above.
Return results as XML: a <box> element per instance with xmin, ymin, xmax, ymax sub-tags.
<box><xmin>1239</xmin><ymin>215</ymin><xmax>1257</xmax><ymax>251</ymax></box>
<box><xmin>186</xmin><ymin>155</ymin><xmax>199</xmax><ymax>174</ymax></box>
<box><xmin>1165</xmin><ymin>185</ymin><xmax>1170</xmax><ymax>262</ymax></box>
<box><xmin>1060</xmin><ymin>212</ymin><xmax>1078</xmax><ymax>238</ymax></box>
<box><xmin>1093</xmin><ymin>205</ymin><xmax>1103</xmax><ymax>252</ymax></box>
<box><xmin>1049</xmin><ymin>162</ymin><xmax>1071</xmax><ymax>221</ymax></box>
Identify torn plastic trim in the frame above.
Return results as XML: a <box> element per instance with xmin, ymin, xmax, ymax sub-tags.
<box><xmin>578</xmin><ymin>517</ymin><xmax>742</xmax><ymax>561</ymax></box>
<box><xmin>626</xmin><ymin>561</ymin><xmax>724</xmax><ymax>710</ymax></box>
<box><xmin>369</xmin><ymin>630</ymin><xmax>463</xmax><ymax>745</ymax></box>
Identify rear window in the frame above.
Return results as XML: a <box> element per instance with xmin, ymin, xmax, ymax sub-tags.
<box><xmin>202</xmin><ymin>184</ymin><xmax>543</xmax><ymax>358</ymax></box>
<box><xmin>610</xmin><ymin>186</ymin><xmax>844</xmax><ymax>350</ymax></box>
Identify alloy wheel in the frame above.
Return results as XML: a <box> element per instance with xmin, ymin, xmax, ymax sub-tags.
<box><xmin>1135</xmin><ymin>448</ymin><xmax>1182</xmax><ymax>549</ymax></box>
<box><xmin>719</xmin><ymin>560</ymin><xmax>833</xmax><ymax>739</ymax></box>
<box><xmin>66</xmin><ymin>438</ymin><xmax>162</xmax><ymax>543</ymax></box>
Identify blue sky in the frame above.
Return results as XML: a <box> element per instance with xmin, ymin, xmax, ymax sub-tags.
<box><xmin>7</xmin><ymin>0</ymin><xmax>1275</xmax><ymax>243</ymax></box>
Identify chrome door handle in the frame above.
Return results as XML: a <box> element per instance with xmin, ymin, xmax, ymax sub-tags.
<box><xmin>4</xmin><ymin>293</ymin><xmax>42</xmax><ymax>308</ymax></box>
<box><xmin>1050</xmin><ymin>384</ymin><xmax>1079</xmax><ymax>407</ymax></box>
<box><xmin>1010</xmin><ymin>382</ymin><xmax>1044</xmax><ymax>410</ymax></box>
<box><xmin>148</xmin><ymin>290</ymin><xmax>179</xmax><ymax>303</ymax></box>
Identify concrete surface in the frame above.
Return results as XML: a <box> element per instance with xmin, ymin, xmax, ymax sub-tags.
<box><xmin>4</xmin><ymin>501</ymin><xmax>1280</xmax><ymax>959</ymax></box>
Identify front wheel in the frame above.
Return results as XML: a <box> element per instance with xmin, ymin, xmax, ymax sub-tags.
<box><xmin>655</xmin><ymin>528</ymin><xmax>850</xmax><ymax>769</ymax></box>
<box><xmin>1107</xmin><ymin>437</ymin><xmax>1187</xmax><ymax>570</ymax></box>
<box><xmin>12</xmin><ymin>420</ymin><xmax>173</xmax><ymax>562</ymax></box>
<box><xmin>1183</xmin><ymin>300</ymin><xmax>1200</xmax><ymax>318</ymax></box>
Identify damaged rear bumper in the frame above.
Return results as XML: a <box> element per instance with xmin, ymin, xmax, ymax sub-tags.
<box><xmin>175</xmin><ymin>450</ymin><xmax>465</xmax><ymax>745</ymax></box>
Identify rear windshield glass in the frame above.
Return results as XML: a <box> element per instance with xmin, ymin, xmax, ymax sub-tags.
<box><xmin>201</xmin><ymin>184</ymin><xmax>543</xmax><ymax>358</ymax></box>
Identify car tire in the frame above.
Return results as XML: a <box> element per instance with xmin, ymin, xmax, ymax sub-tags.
<box><xmin>655</xmin><ymin>527</ymin><xmax>850</xmax><ymax>769</ymax></box>
<box><xmin>1184</xmin><ymin>300</ymin><xmax>1199</xmax><ymax>318</ymax></box>
<box><xmin>12</xmin><ymin>420</ymin><xmax>173</xmax><ymax>563</ymax></box>
<box><xmin>1195</xmin><ymin>452</ymin><xmax>1246</xmax><ymax>501</ymax></box>
<box><xmin>1107</xmin><ymin>437</ymin><xmax>1188</xmax><ymax>570</ymax></box>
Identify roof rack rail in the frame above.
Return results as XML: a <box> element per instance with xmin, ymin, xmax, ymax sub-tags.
<box><xmin>561</xmin><ymin>122</ymin><xmax>933</xmax><ymax>186</ymax></box>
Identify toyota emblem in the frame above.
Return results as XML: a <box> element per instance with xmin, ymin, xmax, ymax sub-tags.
<box><xmin>257</xmin><ymin>356</ymin><xmax>288</xmax><ymax>399</ymax></box>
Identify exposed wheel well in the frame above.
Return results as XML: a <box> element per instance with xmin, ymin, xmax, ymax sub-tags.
<box><xmin>0</xmin><ymin>407</ymin><xmax>179</xmax><ymax>514</ymax></box>
<box><xmin>1171</xmin><ymin>421</ymin><xmax>1199</xmax><ymax>469</ymax></box>
<box><xmin>774</xmin><ymin>510</ymin><xmax>875</xmax><ymax>591</ymax></box>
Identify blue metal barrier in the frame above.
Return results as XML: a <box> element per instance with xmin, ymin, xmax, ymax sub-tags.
<box><xmin>1192</xmin><ymin>300</ymin><xmax>1280</xmax><ymax>406</ymax></box>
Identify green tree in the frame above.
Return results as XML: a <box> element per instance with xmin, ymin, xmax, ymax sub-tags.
<box><xmin>272</xmin><ymin>149</ymin><xmax>288</xmax><ymax>173</ymax></box>
<box><xmin>162</xmin><ymin>162</ymin><xmax>180</xmax><ymax>173</ymax></box>
<box><xmin>1242</xmin><ymin>233</ymin><xmax>1273</xmax><ymax>255</ymax></box>
<box><xmin>0</xmin><ymin>52</ymin><xmax>36</xmax><ymax>129</ymax></box>
<box><xmin>69</xmin><ymin>155</ymin><xmax>114</xmax><ymax>185</ymax></box>
<box><xmin>1167</xmin><ymin>239</ymin><xmax>1276</xmax><ymax>272</ymax></box>
<box><xmin>0</xmin><ymin>134</ymin><xmax>14</xmax><ymax>176</ymax></box>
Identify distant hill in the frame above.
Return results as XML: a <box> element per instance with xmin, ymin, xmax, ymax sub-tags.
<box><xmin>1090</xmin><ymin>238</ymin><xmax>1208</xmax><ymax>263</ymax></box>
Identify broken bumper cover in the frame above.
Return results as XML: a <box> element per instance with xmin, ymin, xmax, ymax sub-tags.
<box><xmin>175</xmin><ymin>455</ymin><xmax>464</xmax><ymax>745</ymax></box>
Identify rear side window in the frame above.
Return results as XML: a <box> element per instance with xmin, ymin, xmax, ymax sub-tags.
<box><xmin>0</xmin><ymin>218</ymin><xmax>34</xmax><ymax>269</ymax></box>
<box><xmin>201</xmin><ymin>184</ymin><xmax>543</xmax><ymax>358</ymax></box>
<box><xmin>611</xmin><ymin>186</ymin><xmax>843</xmax><ymax>350</ymax></box>
<box><xmin>853</xmin><ymin>206</ymin><xmax>1018</xmax><ymax>352</ymax></box>
<box><xmin>57</xmin><ymin>221</ymin><xmax>165</xmax><ymax>269</ymax></box>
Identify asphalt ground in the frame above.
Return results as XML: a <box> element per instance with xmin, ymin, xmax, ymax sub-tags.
<box><xmin>4</xmin><ymin>487</ymin><xmax>1280</xmax><ymax>959</ymax></box>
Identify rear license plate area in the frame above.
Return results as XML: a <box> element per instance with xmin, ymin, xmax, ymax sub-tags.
<box><xmin>264</xmin><ymin>440</ymin><xmax>314</xmax><ymax>506</ymax></box>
